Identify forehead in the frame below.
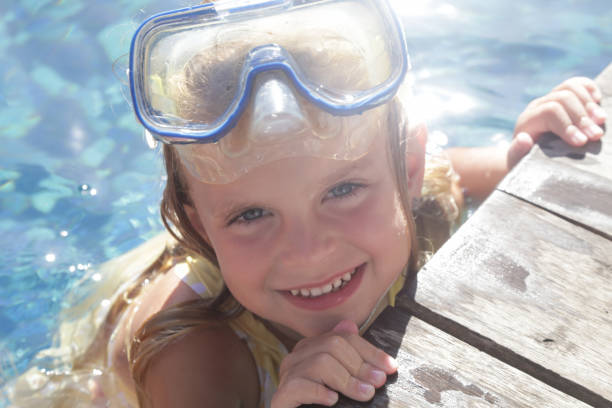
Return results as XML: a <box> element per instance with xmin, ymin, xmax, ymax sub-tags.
<box><xmin>187</xmin><ymin>130</ymin><xmax>393</xmax><ymax>217</ymax></box>
<box><xmin>175</xmin><ymin>102</ymin><xmax>390</xmax><ymax>184</ymax></box>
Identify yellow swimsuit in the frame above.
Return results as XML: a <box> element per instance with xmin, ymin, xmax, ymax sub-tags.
<box><xmin>173</xmin><ymin>249</ymin><xmax>408</xmax><ymax>407</ymax></box>
<box><xmin>173</xmin><ymin>255</ymin><xmax>287</xmax><ymax>407</ymax></box>
<box><xmin>6</xmin><ymin>154</ymin><xmax>459</xmax><ymax>408</ymax></box>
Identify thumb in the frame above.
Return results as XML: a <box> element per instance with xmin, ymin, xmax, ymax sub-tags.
<box><xmin>507</xmin><ymin>132</ymin><xmax>534</xmax><ymax>170</ymax></box>
<box><xmin>332</xmin><ymin>319</ymin><xmax>359</xmax><ymax>334</ymax></box>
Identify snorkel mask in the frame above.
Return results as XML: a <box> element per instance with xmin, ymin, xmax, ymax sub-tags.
<box><xmin>129</xmin><ymin>0</ymin><xmax>410</xmax><ymax>183</ymax></box>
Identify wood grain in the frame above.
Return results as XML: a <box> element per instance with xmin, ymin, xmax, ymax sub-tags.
<box><xmin>329</xmin><ymin>315</ymin><xmax>590</xmax><ymax>407</ymax></box>
<box><xmin>498</xmin><ymin>139</ymin><xmax>612</xmax><ymax>239</ymax></box>
<box><xmin>498</xmin><ymin>62</ymin><xmax>612</xmax><ymax>238</ymax></box>
<box><xmin>413</xmin><ymin>191</ymin><xmax>612</xmax><ymax>405</ymax></box>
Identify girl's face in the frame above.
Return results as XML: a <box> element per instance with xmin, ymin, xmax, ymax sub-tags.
<box><xmin>185</xmin><ymin>129</ymin><xmax>415</xmax><ymax>338</ymax></box>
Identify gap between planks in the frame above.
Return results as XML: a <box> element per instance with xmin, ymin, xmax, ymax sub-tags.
<box><xmin>496</xmin><ymin>186</ymin><xmax>612</xmax><ymax>242</ymax></box>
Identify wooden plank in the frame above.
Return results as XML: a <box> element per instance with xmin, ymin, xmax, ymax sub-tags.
<box><xmin>596</xmin><ymin>62</ymin><xmax>612</xmax><ymax>97</ymax></box>
<box><xmin>498</xmin><ymin>62</ymin><xmax>612</xmax><ymax>237</ymax></box>
<box><xmin>513</xmin><ymin>129</ymin><xmax>612</xmax><ymax>185</ymax></box>
<box><xmin>410</xmin><ymin>191</ymin><xmax>612</xmax><ymax>406</ymax></box>
<box><xmin>327</xmin><ymin>315</ymin><xmax>590</xmax><ymax>407</ymax></box>
<box><xmin>498</xmin><ymin>143</ymin><xmax>612</xmax><ymax>239</ymax></box>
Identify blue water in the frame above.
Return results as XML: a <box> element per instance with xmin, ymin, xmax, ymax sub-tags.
<box><xmin>0</xmin><ymin>0</ymin><xmax>610</xmax><ymax>402</ymax></box>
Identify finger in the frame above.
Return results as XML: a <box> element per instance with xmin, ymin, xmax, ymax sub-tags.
<box><xmin>586</xmin><ymin>101</ymin><xmax>608</xmax><ymax>125</ymax></box>
<box><xmin>272</xmin><ymin>377</ymin><xmax>338</xmax><ymax>408</ymax></box>
<box><xmin>356</xmin><ymin>362</ymin><xmax>388</xmax><ymax>388</ymax></box>
<box><xmin>537</xmin><ymin>90</ymin><xmax>588</xmax><ymax>126</ymax></box>
<box><xmin>522</xmin><ymin>101</ymin><xmax>587</xmax><ymax>146</ymax></box>
<box><xmin>342</xmin><ymin>332</ymin><xmax>398</xmax><ymax>374</ymax></box>
<box><xmin>507</xmin><ymin>132</ymin><xmax>534</xmax><ymax>170</ymax></box>
<box><xmin>333</xmin><ymin>319</ymin><xmax>359</xmax><ymax>334</ymax></box>
<box><xmin>578</xmin><ymin>116</ymin><xmax>605</xmax><ymax>141</ymax></box>
<box><xmin>286</xmin><ymin>334</ymin><xmax>365</xmax><ymax>378</ymax></box>
<box><xmin>298</xmin><ymin>353</ymin><xmax>377</xmax><ymax>402</ymax></box>
<box><xmin>554</xmin><ymin>77</ymin><xmax>601</xmax><ymax>104</ymax></box>
<box><xmin>527</xmin><ymin>92</ymin><xmax>604</xmax><ymax>141</ymax></box>
<box><xmin>287</xmin><ymin>335</ymin><xmax>389</xmax><ymax>388</ymax></box>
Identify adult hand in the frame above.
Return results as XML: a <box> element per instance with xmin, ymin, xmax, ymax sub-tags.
<box><xmin>270</xmin><ymin>320</ymin><xmax>398</xmax><ymax>407</ymax></box>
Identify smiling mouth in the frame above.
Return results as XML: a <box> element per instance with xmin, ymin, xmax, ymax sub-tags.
<box><xmin>287</xmin><ymin>264</ymin><xmax>362</xmax><ymax>298</ymax></box>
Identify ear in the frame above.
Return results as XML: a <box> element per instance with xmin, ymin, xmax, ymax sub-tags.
<box><xmin>183</xmin><ymin>203</ymin><xmax>212</xmax><ymax>246</ymax></box>
<box><xmin>405</xmin><ymin>122</ymin><xmax>427</xmax><ymax>198</ymax></box>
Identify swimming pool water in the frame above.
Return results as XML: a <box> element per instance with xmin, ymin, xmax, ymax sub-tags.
<box><xmin>1</xmin><ymin>0</ymin><xmax>611</xmax><ymax>403</ymax></box>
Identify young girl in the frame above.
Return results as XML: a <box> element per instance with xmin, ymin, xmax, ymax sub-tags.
<box><xmin>8</xmin><ymin>0</ymin><xmax>606</xmax><ymax>407</ymax></box>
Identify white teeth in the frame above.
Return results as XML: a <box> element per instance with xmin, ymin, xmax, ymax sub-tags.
<box><xmin>289</xmin><ymin>266</ymin><xmax>360</xmax><ymax>298</ymax></box>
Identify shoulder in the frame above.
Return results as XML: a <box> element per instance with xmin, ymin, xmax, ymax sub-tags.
<box><xmin>144</xmin><ymin>324</ymin><xmax>261</xmax><ymax>408</ymax></box>
<box><xmin>109</xmin><ymin>264</ymin><xmax>201</xmax><ymax>388</ymax></box>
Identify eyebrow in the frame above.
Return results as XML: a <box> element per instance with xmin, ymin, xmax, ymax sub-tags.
<box><xmin>211</xmin><ymin>153</ymin><xmax>377</xmax><ymax>221</ymax></box>
<box><xmin>317</xmin><ymin>153</ymin><xmax>376</xmax><ymax>188</ymax></box>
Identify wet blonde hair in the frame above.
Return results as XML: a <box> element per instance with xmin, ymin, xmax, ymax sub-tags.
<box><xmin>126</xmin><ymin>106</ymin><xmax>421</xmax><ymax>408</ymax></box>
<box><xmin>6</xmin><ymin>11</ymin><xmax>458</xmax><ymax>408</ymax></box>
<box><xmin>127</xmin><ymin>19</ymin><xmax>457</xmax><ymax>405</ymax></box>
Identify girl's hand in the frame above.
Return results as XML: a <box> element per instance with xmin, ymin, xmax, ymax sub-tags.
<box><xmin>270</xmin><ymin>320</ymin><xmax>398</xmax><ymax>408</ymax></box>
<box><xmin>508</xmin><ymin>77</ymin><xmax>607</xmax><ymax>169</ymax></box>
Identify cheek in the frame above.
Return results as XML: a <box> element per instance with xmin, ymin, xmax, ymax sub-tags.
<box><xmin>210</xmin><ymin>235</ymin><xmax>271</xmax><ymax>306</ymax></box>
<box><xmin>343</xmin><ymin>189</ymin><xmax>410</xmax><ymax>254</ymax></box>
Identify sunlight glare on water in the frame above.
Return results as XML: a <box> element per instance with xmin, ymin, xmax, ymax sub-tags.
<box><xmin>0</xmin><ymin>0</ymin><xmax>611</xmax><ymax>405</ymax></box>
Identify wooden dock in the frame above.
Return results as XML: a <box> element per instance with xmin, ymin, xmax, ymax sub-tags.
<box><xmin>329</xmin><ymin>64</ymin><xmax>612</xmax><ymax>407</ymax></box>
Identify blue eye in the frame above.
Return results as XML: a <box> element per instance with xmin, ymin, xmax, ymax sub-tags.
<box><xmin>326</xmin><ymin>182</ymin><xmax>363</xmax><ymax>200</ymax></box>
<box><xmin>228</xmin><ymin>208</ymin><xmax>270</xmax><ymax>225</ymax></box>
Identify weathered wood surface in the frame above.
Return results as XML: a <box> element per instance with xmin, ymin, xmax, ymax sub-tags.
<box><xmin>498</xmin><ymin>64</ymin><xmax>612</xmax><ymax>239</ymax></box>
<box><xmin>498</xmin><ymin>140</ymin><xmax>612</xmax><ymax>239</ymax></box>
<box><xmin>413</xmin><ymin>191</ymin><xmax>612</xmax><ymax>405</ymax></box>
<box><xmin>332</xmin><ymin>63</ymin><xmax>612</xmax><ymax>408</ymax></box>
<box><xmin>329</xmin><ymin>312</ymin><xmax>590</xmax><ymax>407</ymax></box>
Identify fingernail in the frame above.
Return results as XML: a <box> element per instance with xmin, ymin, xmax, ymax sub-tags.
<box><xmin>568</xmin><ymin>125</ymin><xmax>588</xmax><ymax>144</ymax></box>
<box><xmin>590</xmin><ymin>124</ymin><xmax>604</xmax><ymax>137</ymax></box>
<box><xmin>588</xmin><ymin>103</ymin><xmax>608</xmax><ymax>121</ymax></box>
<box><xmin>580</xmin><ymin>117</ymin><xmax>603</xmax><ymax>139</ymax></box>
<box><xmin>594</xmin><ymin>106</ymin><xmax>608</xmax><ymax>120</ymax></box>
<box><xmin>359</xmin><ymin>382</ymin><xmax>375</xmax><ymax>397</ymax></box>
<box><xmin>388</xmin><ymin>356</ymin><xmax>398</xmax><ymax>370</ymax></box>
<box><xmin>591</xmin><ymin>87</ymin><xmax>602</xmax><ymax>101</ymax></box>
<box><xmin>369</xmin><ymin>369</ymin><xmax>386</xmax><ymax>384</ymax></box>
<box><xmin>326</xmin><ymin>390</ymin><xmax>339</xmax><ymax>405</ymax></box>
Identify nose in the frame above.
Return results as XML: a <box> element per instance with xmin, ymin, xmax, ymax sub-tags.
<box><xmin>248</xmin><ymin>72</ymin><xmax>307</xmax><ymax>142</ymax></box>
<box><xmin>278</xmin><ymin>216</ymin><xmax>337</xmax><ymax>270</ymax></box>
